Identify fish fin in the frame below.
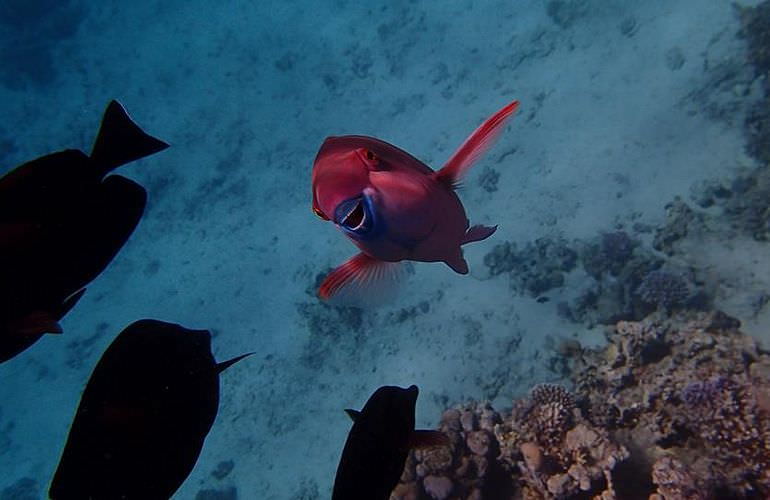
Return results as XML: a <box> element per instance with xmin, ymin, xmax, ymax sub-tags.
<box><xmin>435</xmin><ymin>100</ymin><xmax>519</xmax><ymax>189</ymax></box>
<box><xmin>344</xmin><ymin>409</ymin><xmax>361</xmax><ymax>421</ymax></box>
<box><xmin>318</xmin><ymin>253</ymin><xmax>404</xmax><ymax>307</ymax></box>
<box><xmin>14</xmin><ymin>312</ymin><xmax>63</xmax><ymax>336</ymax></box>
<box><xmin>461</xmin><ymin>224</ymin><xmax>497</xmax><ymax>245</ymax></box>
<box><xmin>56</xmin><ymin>288</ymin><xmax>87</xmax><ymax>320</ymax></box>
<box><xmin>90</xmin><ymin>100</ymin><xmax>169</xmax><ymax>176</ymax></box>
<box><xmin>445</xmin><ymin>250</ymin><xmax>469</xmax><ymax>275</ymax></box>
<box><xmin>409</xmin><ymin>430</ymin><xmax>450</xmax><ymax>449</ymax></box>
<box><xmin>216</xmin><ymin>352</ymin><xmax>254</xmax><ymax>373</ymax></box>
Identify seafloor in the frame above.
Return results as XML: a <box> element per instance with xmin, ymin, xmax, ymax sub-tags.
<box><xmin>1</xmin><ymin>0</ymin><xmax>770</xmax><ymax>499</ymax></box>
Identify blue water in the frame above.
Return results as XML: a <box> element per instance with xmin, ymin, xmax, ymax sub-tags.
<box><xmin>0</xmin><ymin>0</ymin><xmax>766</xmax><ymax>498</ymax></box>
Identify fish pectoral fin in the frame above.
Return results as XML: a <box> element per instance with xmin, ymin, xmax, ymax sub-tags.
<box><xmin>56</xmin><ymin>288</ymin><xmax>87</xmax><ymax>320</ymax></box>
<box><xmin>409</xmin><ymin>430</ymin><xmax>450</xmax><ymax>449</ymax></box>
<box><xmin>435</xmin><ymin>100</ymin><xmax>519</xmax><ymax>189</ymax></box>
<box><xmin>216</xmin><ymin>352</ymin><xmax>254</xmax><ymax>373</ymax></box>
<box><xmin>318</xmin><ymin>253</ymin><xmax>404</xmax><ymax>306</ymax></box>
<box><xmin>462</xmin><ymin>224</ymin><xmax>497</xmax><ymax>245</ymax></box>
<box><xmin>344</xmin><ymin>409</ymin><xmax>361</xmax><ymax>421</ymax></box>
<box><xmin>14</xmin><ymin>312</ymin><xmax>63</xmax><ymax>336</ymax></box>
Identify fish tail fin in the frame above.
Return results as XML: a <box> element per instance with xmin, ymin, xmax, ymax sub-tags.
<box><xmin>90</xmin><ymin>100</ymin><xmax>169</xmax><ymax>177</ymax></box>
<box><xmin>318</xmin><ymin>253</ymin><xmax>404</xmax><ymax>307</ymax></box>
<box><xmin>461</xmin><ymin>224</ymin><xmax>497</xmax><ymax>245</ymax></box>
<box><xmin>435</xmin><ymin>100</ymin><xmax>519</xmax><ymax>189</ymax></box>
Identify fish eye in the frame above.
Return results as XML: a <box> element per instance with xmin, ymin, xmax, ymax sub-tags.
<box><xmin>365</xmin><ymin>150</ymin><xmax>377</xmax><ymax>161</ymax></box>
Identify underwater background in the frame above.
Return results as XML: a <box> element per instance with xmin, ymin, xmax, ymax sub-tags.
<box><xmin>2</xmin><ymin>0</ymin><xmax>770</xmax><ymax>498</ymax></box>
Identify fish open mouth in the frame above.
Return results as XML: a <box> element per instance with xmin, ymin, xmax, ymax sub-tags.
<box><xmin>341</xmin><ymin>200</ymin><xmax>366</xmax><ymax>230</ymax></box>
<box><xmin>334</xmin><ymin>196</ymin><xmax>374</xmax><ymax>235</ymax></box>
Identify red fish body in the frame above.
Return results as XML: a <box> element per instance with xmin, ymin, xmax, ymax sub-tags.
<box><xmin>311</xmin><ymin>100</ymin><xmax>519</xmax><ymax>301</ymax></box>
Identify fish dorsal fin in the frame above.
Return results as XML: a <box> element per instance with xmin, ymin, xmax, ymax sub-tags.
<box><xmin>344</xmin><ymin>409</ymin><xmax>361</xmax><ymax>421</ymax></box>
<box><xmin>90</xmin><ymin>100</ymin><xmax>169</xmax><ymax>177</ymax></box>
<box><xmin>435</xmin><ymin>100</ymin><xmax>519</xmax><ymax>189</ymax></box>
<box><xmin>409</xmin><ymin>430</ymin><xmax>450</xmax><ymax>449</ymax></box>
<box><xmin>216</xmin><ymin>352</ymin><xmax>254</xmax><ymax>373</ymax></box>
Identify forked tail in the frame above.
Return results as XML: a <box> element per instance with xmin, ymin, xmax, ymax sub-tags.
<box><xmin>90</xmin><ymin>100</ymin><xmax>169</xmax><ymax>177</ymax></box>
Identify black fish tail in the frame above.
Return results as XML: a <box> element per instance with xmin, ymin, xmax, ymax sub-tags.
<box><xmin>89</xmin><ymin>100</ymin><xmax>169</xmax><ymax>176</ymax></box>
<box><xmin>216</xmin><ymin>352</ymin><xmax>254</xmax><ymax>373</ymax></box>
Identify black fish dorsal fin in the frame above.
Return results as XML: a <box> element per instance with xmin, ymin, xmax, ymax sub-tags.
<box><xmin>216</xmin><ymin>352</ymin><xmax>254</xmax><ymax>374</ymax></box>
<box><xmin>409</xmin><ymin>430</ymin><xmax>450</xmax><ymax>449</ymax></box>
<box><xmin>90</xmin><ymin>100</ymin><xmax>169</xmax><ymax>177</ymax></box>
<box><xmin>344</xmin><ymin>409</ymin><xmax>361</xmax><ymax>421</ymax></box>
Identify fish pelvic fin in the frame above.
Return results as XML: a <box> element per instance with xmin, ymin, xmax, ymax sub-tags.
<box><xmin>435</xmin><ymin>100</ymin><xmax>519</xmax><ymax>189</ymax></box>
<box><xmin>90</xmin><ymin>100</ymin><xmax>169</xmax><ymax>177</ymax></box>
<box><xmin>445</xmin><ymin>252</ymin><xmax>469</xmax><ymax>275</ymax></box>
<box><xmin>461</xmin><ymin>224</ymin><xmax>497</xmax><ymax>245</ymax></box>
<box><xmin>318</xmin><ymin>253</ymin><xmax>404</xmax><ymax>307</ymax></box>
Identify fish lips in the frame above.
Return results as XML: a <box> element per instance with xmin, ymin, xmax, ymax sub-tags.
<box><xmin>334</xmin><ymin>194</ymin><xmax>377</xmax><ymax>238</ymax></box>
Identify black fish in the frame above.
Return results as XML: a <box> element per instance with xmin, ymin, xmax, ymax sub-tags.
<box><xmin>332</xmin><ymin>385</ymin><xmax>448</xmax><ymax>500</ymax></box>
<box><xmin>0</xmin><ymin>100</ymin><xmax>168</xmax><ymax>362</ymax></box>
<box><xmin>49</xmin><ymin>319</ymin><xmax>251</xmax><ymax>499</ymax></box>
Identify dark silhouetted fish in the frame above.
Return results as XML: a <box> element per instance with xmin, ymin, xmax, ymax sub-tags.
<box><xmin>0</xmin><ymin>100</ymin><xmax>168</xmax><ymax>363</ymax></box>
<box><xmin>332</xmin><ymin>385</ymin><xmax>449</xmax><ymax>500</ymax></box>
<box><xmin>49</xmin><ymin>319</ymin><xmax>251</xmax><ymax>499</ymax></box>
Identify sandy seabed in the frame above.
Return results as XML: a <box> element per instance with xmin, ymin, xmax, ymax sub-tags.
<box><xmin>0</xmin><ymin>0</ymin><xmax>767</xmax><ymax>498</ymax></box>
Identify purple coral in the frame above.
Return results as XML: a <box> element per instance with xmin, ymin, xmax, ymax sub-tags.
<box><xmin>681</xmin><ymin>376</ymin><xmax>732</xmax><ymax>407</ymax></box>
<box><xmin>601</xmin><ymin>231</ymin><xmax>635</xmax><ymax>263</ymax></box>
<box><xmin>636</xmin><ymin>270</ymin><xmax>689</xmax><ymax>310</ymax></box>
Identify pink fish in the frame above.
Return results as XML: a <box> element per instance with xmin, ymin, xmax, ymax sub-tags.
<box><xmin>311</xmin><ymin>100</ymin><xmax>519</xmax><ymax>302</ymax></box>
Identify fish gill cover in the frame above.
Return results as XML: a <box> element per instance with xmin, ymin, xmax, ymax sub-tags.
<box><xmin>1</xmin><ymin>0</ymin><xmax>770</xmax><ymax>499</ymax></box>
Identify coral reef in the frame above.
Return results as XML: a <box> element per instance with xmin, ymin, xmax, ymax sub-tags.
<box><xmin>738</xmin><ymin>1</ymin><xmax>770</xmax><ymax>163</ymax></box>
<box><xmin>575</xmin><ymin>311</ymin><xmax>770</xmax><ymax>498</ymax></box>
<box><xmin>635</xmin><ymin>270</ymin><xmax>690</xmax><ymax>311</ymax></box>
<box><xmin>394</xmin><ymin>311</ymin><xmax>770</xmax><ymax>499</ymax></box>
<box><xmin>483</xmin><ymin>238</ymin><xmax>577</xmax><ymax>297</ymax></box>
<box><xmin>580</xmin><ymin>231</ymin><xmax>637</xmax><ymax>280</ymax></box>
<box><xmin>482</xmin><ymin>226</ymin><xmax>705</xmax><ymax>328</ymax></box>
<box><xmin>392</xmin><ymin>402</ymin><xmax>511</xmax><ymax>500</ymax></box>
<box><xmin>495</xmin><ymin>385</ymin><xmax>628</xmax><ymax>499</ymax></box>
<box><xmin>563</xmin><ymin>236</ymin><xmax>669</xmax><ymax>326</ymax></box>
